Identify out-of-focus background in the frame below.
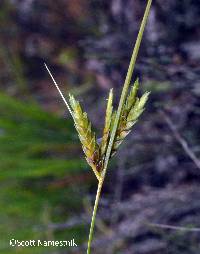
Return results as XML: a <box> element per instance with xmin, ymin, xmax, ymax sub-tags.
<box><xmin>0</xmin><ymin>0</ymin><xmax>200</xmax><ymax>253</ymax></box>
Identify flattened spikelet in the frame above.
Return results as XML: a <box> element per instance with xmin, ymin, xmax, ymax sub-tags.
<box><xmin>125</xmin><ymin>78</ymin><xmax>139</xmax><ymax>113</ymax></box>
<box><xmin>69</xmin><ymin>94</ymin><xmax>101</xmax><ymax>178</ymax></box>
<box><xmin>100</xmin><ymin>89</ymin><xmax>113</xmax><ymax>157</ymax></box>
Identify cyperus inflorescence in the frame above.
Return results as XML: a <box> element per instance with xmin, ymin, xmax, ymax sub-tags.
<box><xmin>68</xmin><ymin>79</ymin><xmax>149</xmax><ymax>176</ymax></box>
<box><xmin>45</xmin><ymin>66</ymin><xmax>150</xmax><ymax>179</ymax></box>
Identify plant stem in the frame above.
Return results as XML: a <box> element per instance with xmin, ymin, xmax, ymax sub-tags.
<box><xmin>87</xmin><ymin>179</ymin><xmax>103</xmax><ymax>254</ymax></box>
<box><xmin>86</xmin><ymin>0</ymin><xmax>152</xmax><ymax>253</ymax></box>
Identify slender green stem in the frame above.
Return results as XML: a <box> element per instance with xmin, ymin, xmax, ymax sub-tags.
<box><xmin>86</xmin><ymin>0</ymin><xmax>152</xmax><ymax>253</ymax></box>
<box><xmin>87</xmin><ymin>179</ymin><xmax>103</xmax><ymax>254</ymax></box>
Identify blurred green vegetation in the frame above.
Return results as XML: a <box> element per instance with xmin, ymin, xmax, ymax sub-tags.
<box><xmin>0</xmin><ymin>92</ymin><xmax>89</xmax><ymax>253</ymax></box>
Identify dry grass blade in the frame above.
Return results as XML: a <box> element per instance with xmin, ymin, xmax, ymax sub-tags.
<box><xmin>69</xmin><ymin>94</ymin><xmax>101</xmax><ymax>179</ymax></box>
<box><xmin>148</xmin><ymin>222</ymin><xmax>200</xmax><ymax>232</ymax></box>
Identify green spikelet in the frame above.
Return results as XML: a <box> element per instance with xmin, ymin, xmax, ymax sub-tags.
<box><xmin>127</xmin><ymin>91</ymin><xmax>150</xmax><ymax>126</ymax></box>
<box><xmin>111</xmin><ymin>80</ymin><xmax>149</xmax><ymax>156</ymax></box>
<box><xmin>125</xmin><ymin>78</ymin><xmax>139</xmax><ymax>113</ymax></box>
<box><xmin>69</xmin><ymin>94</ymin><xmax>101</xmax><ymax>179</ymax></box>
<box><xmin>100</xmin><ymin>89</ymin><xmax>113</xmax><ymax>157</ymax></box>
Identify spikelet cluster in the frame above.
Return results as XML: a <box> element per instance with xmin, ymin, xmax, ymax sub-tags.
<box><xmin>69</xmin><ymin>79</ymin><xmax>149</xmax><ymax>180</ymax></box>
<box><xmin>111</xmin><ymin>79</ymin><xmax>150</xmax><ymax>156</ymax></box>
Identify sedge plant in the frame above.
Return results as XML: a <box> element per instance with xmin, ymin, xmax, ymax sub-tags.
<box><xmin>45</xmin><ymin>0</ymin><xmax>152</xmax><ymax>252</ymax></box>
